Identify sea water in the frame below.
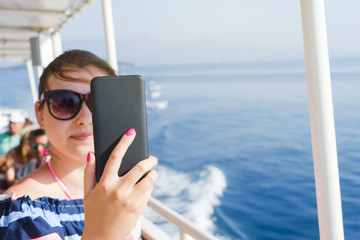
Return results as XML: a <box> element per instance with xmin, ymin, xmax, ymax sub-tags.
<box><xmin>0</xmin><ymin>59</ymin><xmax>359</xmax><ymax>239</ymax></box>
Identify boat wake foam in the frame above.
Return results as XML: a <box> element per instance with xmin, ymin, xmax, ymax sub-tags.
<box><xmin>144</xmin><ymin>165</ymin><xmax>227</xmax><ymax>239</ymax></box>
<box><xmin>146</xmin><ymin>81</ymin><xmax>168</xmax><ymax>111</ymax></box>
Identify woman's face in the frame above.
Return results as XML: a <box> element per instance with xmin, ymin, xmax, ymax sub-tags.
<box><xmin>35</xmin><ymin>66</ymin><xmax>109</xmax><ymax>164</ymax></box>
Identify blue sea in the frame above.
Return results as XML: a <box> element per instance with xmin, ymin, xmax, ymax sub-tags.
<box><xmin>1</xmin><ymin>58</ymin><xmax>359</xmax><ymax>239</ymax></box>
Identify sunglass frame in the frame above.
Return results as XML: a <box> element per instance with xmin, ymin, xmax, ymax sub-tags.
<box><xmin>42</xmin><ymin>89</ymin><xmax>91</xmax><ymax>120</ymax></box>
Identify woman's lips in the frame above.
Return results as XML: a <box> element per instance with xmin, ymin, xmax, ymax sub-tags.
<box><xmin>70</xmin><ymin>133</ymin><xmax>93</xmax><ymax>141</ymax></box>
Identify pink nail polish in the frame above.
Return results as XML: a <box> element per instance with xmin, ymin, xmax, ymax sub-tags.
<box><xmin>87</xmin><ymin>152</ymin><xmax>91</xmax><ymax>163</ymax></box>
<box><xmin>155</xmin><ymin>157</ymin><xmax>158</xmax><ymax>163</ymax></box>
<box><xmin>126</xmin><ymin>128</ymin><xmax>135</xmax><ymax>136</ymax></box>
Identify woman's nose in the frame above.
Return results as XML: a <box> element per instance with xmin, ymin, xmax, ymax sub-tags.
<box><xmin>75</xmin><ymin>101</ymin><xmax>93</xmax><ymax>126</ymax></box>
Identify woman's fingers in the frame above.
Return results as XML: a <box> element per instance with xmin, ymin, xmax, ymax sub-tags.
<box><xmin>133</xmin><ymin>169</ymin><xmax>158</xmax><ymax>196</ymax></box>
<box><xmin>101</xmin><ymin>128</ymin><xmax>136</xmax><ymax>183</ymax></box>
<box><xmin>93</xmin><ymin>127</ymin><xmax>158</xmax><ymax>193</ymax></box>
<box><xmin>121</xmin><ymin>156</ymin><xmax>158</xmax><ymax>188</ymax></box>
<box><xmin>84</xmin><ymin>151</ymin><xmax>96</xmax><ymax>198</ymax></box>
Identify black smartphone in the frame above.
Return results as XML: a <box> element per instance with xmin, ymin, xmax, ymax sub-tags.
<box><xmin>91</xmin><ymin>75</ymin><xmax>149</xmax><ymax>182</ymax></box>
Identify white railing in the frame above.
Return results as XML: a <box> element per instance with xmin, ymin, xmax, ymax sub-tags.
<box><xmin>142</xmin><ymin>197</ymin><xmax>219</xmax><ymax>240</ymax></box>
<box><xmin>300</xmin><ymin>0</ymin><xmax>344</xmax><ymax>239</ymax></box>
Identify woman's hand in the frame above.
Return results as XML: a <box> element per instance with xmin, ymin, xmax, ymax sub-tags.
<box><xmin>82</xmin><ymin>129</ymin><xmax>158</xmax><ymax>240</ymax></box>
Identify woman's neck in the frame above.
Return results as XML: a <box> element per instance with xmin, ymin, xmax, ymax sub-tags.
<box><xmin>48</xmin><ymin>151</ymin><xmax>86</xmax><ymax>199</ymax></box>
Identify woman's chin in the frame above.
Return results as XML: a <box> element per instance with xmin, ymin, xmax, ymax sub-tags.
<box><xmin>70</xmin><ymin>146</ymin><xmax>94</xmax><ymax>161</ymax></box>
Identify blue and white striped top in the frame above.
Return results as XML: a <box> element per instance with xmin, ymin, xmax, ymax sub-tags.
<box><xmin>0</xmin><ymin>193</ymin><xmax>142</xmax><ymax>240</ymax></box>
<box><xmin>0</xmin><ymin>194</ymin><xmax>84</xmax><ymax>239</ymax></box>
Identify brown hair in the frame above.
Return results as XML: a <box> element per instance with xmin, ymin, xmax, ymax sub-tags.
<box><xmin>38</xmin><ymin>49</ymin><xmax>117</xmax><ymax>100</ymax></box>
<box><xmin>28</xmin><ymin>128</ymin><xmax>46</xmax><ymax>144</ymax></box>
<box><xmin>18</xmin><ymin>131</ymin><xmax>31</xmax><ymax>164</ymax></box>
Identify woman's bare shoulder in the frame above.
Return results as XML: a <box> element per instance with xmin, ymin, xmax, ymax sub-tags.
<box><xmin>4</xmin><ymin>165</ymin><xmax>55</xmax><ymax>199</ymax></box>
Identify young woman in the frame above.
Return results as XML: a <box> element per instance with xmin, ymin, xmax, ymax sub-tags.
<box><xmin>0</xmin><ymin>50</ymin><xmax>158</xmax><ymax>240</ymax></box>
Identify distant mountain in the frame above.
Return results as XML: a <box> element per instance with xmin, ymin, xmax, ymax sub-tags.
<box><xmin>62</xmin><ymin>38</ymin><xmax>360</xmax><ymax>67</ymax></box>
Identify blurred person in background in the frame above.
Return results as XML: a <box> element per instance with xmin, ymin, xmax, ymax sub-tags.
<box><xmin>4</xmin><ymin>129</ymin><xmax>47</xmax><ymax>187</ymax></box>
<box><xmin>24</xmin><ymin>118</ymin><xmax>34</xmax><ymax>131</ymax></box>
<box><xmin>0</xmin><ymin>112</ymin><xmax>26</xmax><ymax>189</ymax></box>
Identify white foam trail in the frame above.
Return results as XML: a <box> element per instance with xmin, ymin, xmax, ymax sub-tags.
<box><xmin>144</xmin><ymin>165</ymin><xmax>227</xmax><ymax>239</ymax></box>
<box><xmin>187</xmin><ymin>166</ymin><xmax>227</xmax><ymax>231</ymax></box>
<box><xmin>151</xmin><ymin>90</ymin><xmax>162</xmax><ymax>99</ymax></box>
<box><xmin>146</xmin><ymin>81</ymin><xmax>168</xmax><ymax>110</ymax></box>
<box><xmin>146</xmin><ymin>100</ymin><xmax>168</xmax><ymax>110</ymax></box>
<box><xmin>149</xmin><ymin>81</ymin><xmax>162</xmax><ymax>91</ymax></box>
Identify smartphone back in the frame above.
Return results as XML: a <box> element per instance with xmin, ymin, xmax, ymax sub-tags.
<box><xmin>91</xmin><ymin>75</ymin><xmax>148</xmax><ymax>182</ymax></box>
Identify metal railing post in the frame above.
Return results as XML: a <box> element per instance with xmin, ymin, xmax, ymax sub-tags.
<box><xmin>300</xmin><ymin>1</ymin><xmax>344</xmax><ymax>239</ymax></box>
<box><xmin>101</xmin><ymin>0</ymin><xmax>118</xmax><ymax>72</ymax></box>
<box><xmin>147</xmin><ymin>197</ymin><xmax>218</xmax><ymax>240</ymax></box>
<box><xmin>25</xmin><ymin>59</ymin><xmax>38</xmax><ymax>103</ymax></box>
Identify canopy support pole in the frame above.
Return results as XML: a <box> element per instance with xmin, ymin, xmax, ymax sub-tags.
<box><xmin>36</xmin><ymin>66</ymin><xmax>43</xmax><ymax>81</ymax></box>
<box><xmin>300</xmin><ymin>1</ymin><xmax>344</xmax><ymax>239</ymax></box>
<box><xmin>101</xmin><ymin>0</ymin><xmax>118</xmax><ymax>72</ymax></box>
<box><xmin>25</xmin><ymin>59</ymin><xmax>38</xmax><ymax>103</ymax></box>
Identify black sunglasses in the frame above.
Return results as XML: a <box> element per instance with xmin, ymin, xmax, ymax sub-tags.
<box><xmin>42</xmin><ymin>89</ymin><xmax>91</xmax><ymax>120</ymax></box>
<box><xmin>31</xmin><ymin>142</ymin><xmax>46</xmax><ymax>149</ymax></box>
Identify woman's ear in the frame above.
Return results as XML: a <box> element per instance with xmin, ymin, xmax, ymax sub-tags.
<box><xmin>35</xmin><ymin>102</ymin><xmax>45</xmax><ymax>128</ymax></box>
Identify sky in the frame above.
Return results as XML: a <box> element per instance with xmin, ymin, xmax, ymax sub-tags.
<box><xmin>59</xmin><ymin>0</ymin><xmax>360</xmax><ymax>66</ymax></box>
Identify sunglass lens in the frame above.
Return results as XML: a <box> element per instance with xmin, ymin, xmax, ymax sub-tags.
<box><xmin>48</xmin><ymin>93</ymin><xmax>81</xmax><ymax>120</ymax></box>
<box><xmin>87</xmin><ymin>95</ymin><xmax>92</xmax><ymax>112</ymax></box>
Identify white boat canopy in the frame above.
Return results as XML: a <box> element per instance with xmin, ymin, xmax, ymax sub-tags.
<box><xmin>0</xmin><ymin>0</ymin><xmax>92</xmax><ymax>62</ymax></box>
